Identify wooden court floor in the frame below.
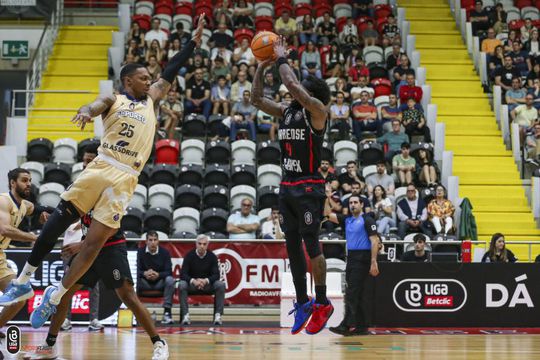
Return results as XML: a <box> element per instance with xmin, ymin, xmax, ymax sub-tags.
<box><xmin>9</xmin><ymin>327</ymin><xmax>540</xmax><ymax>360</ymax></box>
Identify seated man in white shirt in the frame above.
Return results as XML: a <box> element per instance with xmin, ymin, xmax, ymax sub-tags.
<box><xmin>261</xmin><ymin>207</ymin><xmax>284</xmax><ymax>239</ymax></box>
<box><xmin>226</xmin><ymin>198</ymin><xmax>260</xmax><ymax>239</ymax></box>
<box><xmin>145</xmin><ymin>18</ymin><xmax>169</xmax><ymax>49</ymax></box>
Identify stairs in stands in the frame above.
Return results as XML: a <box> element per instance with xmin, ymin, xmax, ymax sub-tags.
<box><xmin>28</xmin><ymin>25</ymin><xmax>115</xmax><ymax>142</ymax></box>
<box><xmin>399</xmin><ymin>0</ymin><xmax>540</xmax><ymax>260</ymax></box>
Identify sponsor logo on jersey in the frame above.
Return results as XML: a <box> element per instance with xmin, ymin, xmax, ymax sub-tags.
<box><xmin>282</xmin><ymin>158</ymin><xmax>302</xmax><ymax>172</ymax></box>
<box><xmin>277</xmin><ymin>128</ymin><xmax>305</xmax><ymax>140</ymax></box>
<box><xmin>117</xmin><ymin>110</ymin><xmax>147</xmax><ymax>124</ymax></box>
<box><xmin>101</xmin><ymin>142</ymin><xmax>139</xmax><ymax>157</ymax></box>
<box><xmin>116</xmin><ymin>140</ymin><xmax>130</xmax><ymax>147</ymax></box>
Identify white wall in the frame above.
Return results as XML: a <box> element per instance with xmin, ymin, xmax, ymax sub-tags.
<box><xmin>0</xmin><ymin>146</ymin><xmax>18</xmax><ymax>193</ymax></box>
<box><xmin>0</xmin><ymin>28</ymin><xmax>44</xmax><ymax>50</ymax></box>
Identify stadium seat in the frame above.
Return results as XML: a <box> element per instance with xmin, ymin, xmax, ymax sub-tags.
<box><xmin>205</xmin><ymin>139</ymin><xmax>231</xmax><ymax>164</ymax></box>
<box><xmin>177</xmin><ymin>163</ymin><xmax>204</xmax><ymax>186</ymax></box>
<box><xmin>321</xmin><ymin>140</ymin><xmax>334</xmax><ymax>161</ymax></box>
<box><xmin>174</xmin><ymin>184</ymin><xmax>202</xmax><ymax>209</ymax></box>
<box><xmin>231</xmin><ymin>140</ymin><xmax>256</xmax><ymax>166</ymax></box>
<box><xmin>154</xmin><ymin>14</ymin><xmax>172</xmax><ymax>30</ymax></box>
<box><xmin>175</xmin><ymin>2</ymin><xmax>193</xmax><ymax>16</ymax></box>
<box><xmin>258</xmin><ymin>207</ymin><xmax>271</xmax><ymax>221</ymax></box>
<box><xmin>255</xmin><ymin>16</ymin><xmax>274</xmax><ymax>31</ymax></box>
<box><xmin>516</xmin><ymin>0</ymin><xmax>533</xmax><ymax>9</ymax></box>
<box><xmin>521</xmin><ymin>6</ymin><xmax>539</xmax><ymax>20</ymax></box>
<box><xmin>233</xmin><ymin>28</ymin><xmax>255</xmax><ymax>44</ymax></box>
<box><xmin>70</xmin><ymin>162</ymin><xmax>84</xmax><ymax>182</ymax></box>
<box><xmin>150</xmin><ymin>163</ymin><xmax>177</xmax><ymax>186</ymax></box>
<box><xmin>38</xmin><ymin>182</ymin><xmax>65</xmax><ymax>208</ymax></box>
<box><xmin>181</xmin><ymin>139</ymin><xmax>205</xmax><ymax>166</ymax></box>
<box><xmin>148</xmin><ymin>184</ymin><xmax>174</xmax><ymax>210</ymax></box>
<box><xmin>231</xmin><ymin>164</ymin><xmax>257</xmax><ymax>187</ymax></box>
<box><xmin>326</xmin><ymin>258</ymin><xmax>346</xmax><ymax>272</ymax></box>
<box><xmin>200</xmin><ymin>207</ymin><xmax>229</xmax><ymax>233</ymax></box>
<box><xmin>173</xmin><ymin>14</ymin><xmax>193</xmax><ymax>32</ymax></box>
<box><xmin>358</xmin><ymin>142</ymin><xmax>385</xmax><ymax>166</ymax></box>
<box><xmin>155</xmin><ymin>139</ymin><xmax>180</xmax><ymax>165</ymax></box>
<box><xmin>257</xmin><ymin>141</ymin><xmax>281</xmax><ymax>165</ymax></box>
<box><xmin>21</xmin><ymin>161</ymin><xmax>44</xmax><ymax>185</ymax></box>
<box><xmin>204</xmin><ymin>231</ymin><xmax>227</xmax><ymax>239</ymax></box>
<box><xmin>141</xmin><ymin>231</ymin><xmax>169</xmax><ymax>240</ymax></box>
<box><xmin>411</xmin><ymin>142</ymin><xmax>435</xmax><ymax>160</ymax></box>
<box><xmin>52</xmin><ymin>138</ymin><xmax>78</xmax><ymax>164</ymax></box>
<box><xmin>506</xmin><ymin>6</ymin><xmax>521</xmax><ymax>22</ymax></box>
<box><xmin>362</xmin><ymin>165</ymin><xmax>377</xmax><ymax>182</ymax></box>
<box><xmin>257</xmin><ymin>164</ymin><xmax>282</xmax><ymax>188</ymax></box>
<box><xmin>123</xmin><ymin>230</ymin><xmax>141</xmax><ymax>240</ymax></box>
<box><xmin>172</xmin><ymin>231</ymin><xmax>198</xmax><ymax>239</ymax></box>
<box><xmin>295</xmin><ymin>3</ymin><xmax>312</xmax><ymax>16</ymax></box>
<box><xmin>394</xmin><ymin>186</ymin><xmax>411</xmax><ymax>206</ymax></box>
<box><xmin>135</xmin><ymin>0</ymin><xmax>154</xmax><ymax>16</ymax></box>
<box><xmin>144</xmin><ymin>207</ymin><xmax>172</xmax><ymax>234</ymax></box>
<box><xmin>43</xmin><ymin>162</ymin><xmax>72</xmax><ymax>187</ymax></box>
<box><xmin>129</xmin><ymin>184</ymin><xmax>148</xmax><ymax>212</ymax></box>
<box><xmin>173</xmin><ymin>207</ymin><xmax>200</xmax><ymax>234</ymax></box>
<box><xmin>230</xmin><ymin>185</ymin><xmax>256</xmax><ymax>211</ymax></box>
<box><xmin>333</xmin><ymin>4</ymin><xmax>352</xmax><ymax>18</ymax></box>
<box><xmin>121</xmin><ymin>207</ymin><xmax>144</xmax><ymax>234</ymax></box>
<box><xmin>138</xmin><ymin>165</ymin><xmax>151</xmax><ymax>187</ymax></box>
<box><xmin>275</xmin><ymin>4</ymin><xmax>293</xmax><ymax>17</ymax></box>
<box><xmin>207</xmin><ymin>114</ymin><xmax>225</xmax><ymax>137</ymax></box>
<box><xmin>333</xmin><ymin>140</ymin><xmax>358</xmax><ymax>167</ymax></box>
<box><xmin>371</xmin><ymin>77</ymin><xmax>393</xmax><ymax>97</ymax></box>
<box><xmin>204</xmin><ymin>163</ymin><xmax>230</xmax><ymax>186</ymax></box>
<box><xmin>257</xmin><ymin>186</ymin><xmax>279</xmax><ymax>211</ymax></box>
<box><xmin>27</xmin><ymin>138</ymin><xmax>53</xmax><ymax>163</ymax></box>
<box><xmin>156</xmin><ymin>0</ymin><xmax>174</xmax><ymax>16</ymax></box>
<box><xmin>132</xmin><ymin>14</ymin><xmax>152</xmax><ymax>31</ymax></box>
<box><xmin>363</xmin><ymin>46</ymin><xmax>384</xmax><ymax>65</ymax></box>
<box><xmin>182</xmin><ymin>113</ymin><xmax>207</xmax><ymax>137</ymax></box>
<box><xmin>254</xmin><ymin>2</ymin><xmax>274</xmax><ymax>17</ymax></box>
<box><xmin>203</xmin><ymin>185</ymin><xmax>229</xmax><ymax>210</ymax></box>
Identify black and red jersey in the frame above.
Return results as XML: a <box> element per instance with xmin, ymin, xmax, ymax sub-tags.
<box><xmin>81</xmin><ymin>211</ymin><xmax>126</xmax><ymax>247</ymax></box>
<box><xmin>278</xmin><ymin>105</ymin><xmax>326</xmax><ymax>184</ymax></box>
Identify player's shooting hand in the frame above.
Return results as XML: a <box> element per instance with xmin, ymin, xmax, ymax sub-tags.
<box><xmin>62</xmin><ymin>242</ymin><xmax>82</xmax><ymax>259</ymax></box>
<box><xmin>72</xmin><ymin>112</ymin><xmax>93</xmax><ymax>131</ymax></box>
<box><xmin>192</xmin><ymin>14</ymin><xmax>206</xmax><ymax>47</ymax></box>
<box><xmin>257</xmin><ymin>57</ymin><xmax>275</xmax><ymax>68</ymax></box>
<box><xmin>273</xmin><ymin>36</ymin><xmax>290</xmax><ymax>59</ymax></box>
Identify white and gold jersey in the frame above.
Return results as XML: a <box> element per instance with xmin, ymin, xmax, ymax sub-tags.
<box><xmin>0</xmin><ymin>192</ymin><xmax>28</xmax><ymax>250</ymax></box>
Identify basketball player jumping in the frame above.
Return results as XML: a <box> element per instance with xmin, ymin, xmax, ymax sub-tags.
<box><xmin>251</xmin><ymin>37</ymin><xmax>334</xmax><ymax>335</ymax></box>
<box><xmin>0</xmin><ymin>14</ymin><xmax>206</xmax><ymax>332</ymax></box>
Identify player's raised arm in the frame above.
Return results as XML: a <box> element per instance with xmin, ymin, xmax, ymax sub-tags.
<box><xmin>251</xmin><ymin>59</ymin><xmax>286</xmax><ymax>117</ymax></box>
<box><xmin>273</xmin><ymin>36</ymin><xmax>328</xmax><ymax>131</ymax></box>
<box><xmin>72</xmin><ymin>94</ymin><xmax>117</xmax><ymax>131</ymax></box>
<box><xmin>148</xmin><ymin>14</ymin><xmax>206</xmax><ymax>103</ymax></box>
<box><xmin>0</xmin><ymin>197</ymin><xmax>37</xmax><ymax>242</ymax></box>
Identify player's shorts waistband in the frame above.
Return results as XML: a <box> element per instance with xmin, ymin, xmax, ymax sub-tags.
<box><xmin>97</xmin><ymin>153</ymin><xmax>140</xmax><ymax>177</ymax></box>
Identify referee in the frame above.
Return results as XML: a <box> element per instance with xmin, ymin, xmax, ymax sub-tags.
<box><xmin>323</xmin><ymin>194</ymin><xmax>380</xmax><ymax>336</ymax></box>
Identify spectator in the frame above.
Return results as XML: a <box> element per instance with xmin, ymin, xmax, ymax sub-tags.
<box><xmin>319</xmin><ymin>159</ymin><xmax>339</xmax><ymax>191</ymax></box>
<box><xmin>256</xmin><ymin>109</ymin><xmax>275</xmax><ymax>135</ymax></box>
<box><xmin>415</xmin><ymin>148</ymin><xmax>439</xmax><ymax>186</ymax></box>
<box><xmin>381</xmin><ymin>14</ymin><xmax>400</xmax><ymax>48</ymax></box>
<box><xmin>167</xmin><ymin>38</ymin><xmax>182</xmax><ymax>61</ymax></box>
<box><xmin>230</xmin><ymin>71</ymin><xmax>252</xmax><ymax>103</ymax></box>
<box><xmin>323</xmin><ymin>182</ymin><xmax>343</xmax><ymax>232</ymax></box>
<box><xmin>351</xmin><ymin>91</ymin><xmax>380</xmax><ymax>139</ymax></box>
<box><xmin>504</xmin><ymin>29</ymin><xmax>520</xmax><ymax>52</ymax></box>
<box><xmin>401</xmin><ymin>98</ymin><xmax>431</xmax><ymax>143</ymax></box>
<box><xmin>332</xmin><ymin>77</ymin><xmax>351</xmax><ymax>103</ymax></box>
<box><xmin>381</xmin><ymin>94</ymin><xmax>401</xmax><ymax>132</ymax></box>
<box><xmin>298</xmin><ymin>14</ymin><xmax>317</xmax><ymax>45</ymax></box>
<box><xmin>185</xmin><ymin>68</ymin><xmax>212</xmax><ymax>119</ymax></box>
<box><xmin>520</xmin><ymin>18</ymin><xmax>534</xmax><ymax>43</ymax></box>
<box><xmin>342</xmin><ymin>181</ymin><xmax>371</xmax><ymax>216</ymax></box>
<box><xmin>371</xmin><ymin>185</ymin><xmax>395</xmax><ymax>235</ymax></box>
<box><xmin>494</xmin><ymin>55</ymin><xmax>521</xmax><ymax>92</ymax></box>
<box><xmin>427</xmin><ymin>185</ymin><xmax>455</xmax><ymax>236</ymax></box>
<box><xmin>231</xmin><ymin>90</ymin><xmax>258</xmax><ymax>123</ymax></box>
<box><xmin>209</xmin><ymin>22</ymin><xmax>234</xmax><ymax>50</ymax></box>
<box><xmin>232</xmin><ymin>0</ymin><xmax>254</xmax><ymax>28</ymax></box>
<box><xmin>275</xmin><ymin>10</ymin><xmax>298</xmax><ymax>47</ymax></box>
<box><xmin>179</xmin><ymin>235</ymin><xmax>226</xmax><ymax>325</ymax></box>
<box><xmin>393</xmin><ymin>142</ymin><xmax>416</xmax><ymax>186</ymax></box>
<box><xmin>469</xmin><ymin>0</ymin><xmax>489</xmax><ymax>36</ymax></box>
<box><xmin>397</xmin><ymin>183</ymin><xmax>429</xmax><ymax>239</ymax></box>
<box><xmin>210</xmin><ymin>44</ymin><xmax>233</xmax><ymax>69</ymax></box>
<box><xmin>345</xmin><ymin>46</ymin><xmax>361</xmax><ymax>73</ymax></box>
<box><xmin>211</xmin><ymin>75</ymin><xmax>231</xmax><ymax>116</ymax></box>
<box><xmin>128</xmin><ymin>21</ymin><xmax>145</xmax><ymax>48</ymax></box>
<box><xmin>491</xmin><ymin>2</ymin><xmax>507</xmax><ymax>35</ymax></box>
<box><xmin>366</xmin><ymin>161</ymin><xmax>395</xmax><ymax>197</ymax></box>
<box><xmin>481</xmin><ymin>233</ymin><xmax>517</xmax><ymax>263</ymax></box>
<box><xmin>261</xmin><ymin>207</ymin><xmax>284</xmax><ymax>239</ymax></box>
<box><xmin>325</xmin><ymin>42</ymin><xmax>345</xmax><ymax>78</ymax></box>
<box><xmin>137</xmin><ymin>231</ymin><xmax>175</xmax><ymax>325</ymax></box>
<box><xmin>506</xmin><ymin>77</ymin><xmax>527</xmax><ymax>111</ymax></box>
<box><xmin>386</xmin><ymin>44</ymin><xmax>404</xmax><ymax>71</ymax></box>
<box><xmin>169</xmin><ymin>22</ymin><xmax>190</xmax><ymax>47</ymax></box>
<box><xmin>488</xmin><ymin>45</ymin><xmax>505</xmax><ymax>78</ymax></box>
<box><xmin>330</xmin><ymin>91</ymin><xmax>351</xmax><ymax>140</ymax></box>
<box><xmin>146</xmin><ymin>39</ymin><xmax>165</xmax><ymax>64</ymax></box>
<box><xmin>339</xmin><ymin>17</ymin><xmax>358</xmax><ymax>45</ymax></box>
<box><xmin>232</xmin><ymin>38</ymin><xmax>256</xmax><ymax>75</ymax></box>
<box><xmin>511</xmin><ymin>94</ymin><xmax>538</xmax><ymax>141</ymax></box>
<box><xmin>393</xmin><ymin>54</ymin><xmax>414</xmax><ymax>91</ymax></box>
<box><xmin>317</xmin><ymin>12</ymin><xmax>337</xmax><ymax>46</ymax></box>
<box><xmin>400</xmin><ymin>233</ymin><xmax>430</xmax><ymax>262</ymax></box>
<box><xmin>146</xmin><ymin>55</ymin><xmax>162</xmax><ymax>82</ymax></box>
<box><xmin>229</xmin><ymin>113</ymin><xmax>256</xmax><ymax>141</ymax></box>
<box><xmin>481</xmin><ymin>28</ymin><xmax>502</xmax><ymax>56</ymax></box>
<box><xmin>376</xmin><ymin>120</ymin><xmax>410</xmax><ymax>162</ymax></box>
<box><xmin>353</xmin><ymin>0</ymin><xmax>373</xmax><ymax>18</ymax></box>
<box><xmin>525</xmin><ymin>29</ymin><xmax>540</xmax><ymax>67</ymax></box>
<box><xmin>126</xmin><ymin>39</ymin><xmax>143</xmax><ymax>64</ymax></box>
<box><xmin>160</xmin><ymin>90</ymin><xmax>183</xmax><ymax>139</ymax></box>
<box><xmin>226</xmin><ymin>198</ymin><xmax>260</xmax><ymax>239</ymax></box>
<box><xmin>399</xmin><ymin>73</ymin><xmax>423</xmax><ymax>106</ymax></box>
<box><xmin>509</xmin><ymin>41</ymin><xmax>530</xmax><ymax>76</ymax></box>
<box><xmin>301</xmin><ymin>41</ymin><xmax>322</xmax><ymax>79</ymax></box>
<box><xmin>145</xmin><ymin>18</ymin><xmax>168</xmax><ymax>49</ymax></box>
<box><xmin>263</xmin><ymin>72</ymin><xmax>280</xmax><ymax>102</ymax></box>
<box><xmin>211</xmin><ymin>56</ymin><xmax>231</xmax><ymax>83</ymax></box>
<box><xmin>214</xmin><ymin>0</ymin><xmax>233</xmax><ymax>28</ymax></box>
<box><xmin>526</xmin><ymin>122</ymin><xmax>540</xmax><ymax>161</ymax></box>
<box><xmin>361</xmin><ymin>20</ymin><xmax>378</xmax><ymax>47</ymax></box>
<box><xmin>185</xmin><ymin>53</ymin><xmax>207</xmax><ymax>82</ymax></box>
<box><xmin>348</xmin><ymin>59</ymin><xmax>370</xmax><ymax>89</ymax></box>
<box><xmin>350</xmin><ymin>75</ymin><xmax>374</xmax><ymax>101</ymax></box>
<box><xmin>338</xmin><ymin>160</ymin><xmax>364</xmax><ymax>194</ymax></box>
<box><xmin>529</xmin><ymin>77</ymin><xmax>540</xmax><ymax>108</ymax></box>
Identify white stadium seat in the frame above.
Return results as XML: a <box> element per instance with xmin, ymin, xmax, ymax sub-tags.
<box><xmin>257</xmin><ymin>164</ymin><xmax>282</xmax><ymax>188</ymax></box>
<box><xmin>363</xmin><ymin>45</ymin><xmax>384</xmax><ymax>65</ymax></box>
<box><xmin>254</xmin><ymin>3</ymin><xmax>273</xmax><ymax>17</ymax></box>
<box><xmin>333</xmin><ymin>4</ymin><xmax>352</xmax><ymax>19</ymax></box>
<box><xmin>173</xmin><ymin>207</ymin><xmax>200</xmax><ymax>234</ymax></box>
<box><xmin>173</xmin><ymin>14</ymin><xmax>193</xmax><ymax>32</ymax></box>
<box><xmin>258</xmin><ymin>208</ymin><xmax>272</xmax><ymax>221</ymax></box>
<box><xmin>141</xmin><ymin>231</ymin><xmax>169</xmax><ymax>240</ymax></box>
<box><xmin>362</xmin><ymin>164</ymin><xmax>377</xmax><ymax>181</ymax></box>
<box><xmin>71</xmin><ymin>162</ymin><xmax>84</xmax><ymax>182</ymax></box>
<box><xmin>135</xmin><ymin>0</ymin><xmax>154</xmax><ymax>16</ymax></box>
<box><xmin>333</xmin><ymin>140</ymin><xmax>357</xmax><ymax>167</ymax></box>
<box><xmin>21</xmin><ymin>161</ymin><xmax>44</xmax><ymax>184</ymax></box>
<box><xmin>522</xmin><ymin>7</ymin><xmax>540</xmax><ymax>21</ymax></box>
<box><xmin>38</xmin><ymin>182</ymin><xmax>65</xmax><ymax>208</ymax></box>
<box><xmin>53</xmin><ymin>138</ymin><xmax>78</xmax><ymax>164</ymax></box>
<box><xmin>154</xmin><ymin>14</ymin><xmax>172</xmax><ymax>30</ymax></box>
<box><xmin>230</xmin><ymin>185</ymin><xmax>256</xmax><ymax>211</ymax></box>
<box><xmin>129</xmin><ymin>184</ymin><xmax>148</xmax><ymax>211</ymax></box>
<box><xmin>232</xmin><ymin>140</ymin><xmax>256</xmax><ymax>166</ymax></box>
<box><xmin>148</xmin><ymin>184</ymin><xmax>174</xmax><ymax>210</ymax></box>
<box><xmin>181</xmin><ymin>139</ymin><xmax>205</xmax><ymax>166</ymax></box>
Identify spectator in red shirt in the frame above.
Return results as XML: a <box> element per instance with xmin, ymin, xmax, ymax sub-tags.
<box><xmin>348</xmin><ymin>58</ymin><xmax>370</xmax><ymax>87</ymax></box>
<box><xmin>351</xmin><ymin>91</ymin><xmax>381</xmax><ymax>139</ymax></box>
<box><xmin>399</xmin><ymin>73</ymin><xmax>423</xmax><ymax>108</ymax></box>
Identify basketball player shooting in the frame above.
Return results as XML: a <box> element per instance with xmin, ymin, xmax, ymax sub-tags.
<box><xmin>0</xmin><ymin>15</ymin><xmax>206</xmax><ymax>329</ymax></box>
<box><xmin>251</xmin><ymin>36</ymin><xmax>333</xmax><ymax>335</ymax></box>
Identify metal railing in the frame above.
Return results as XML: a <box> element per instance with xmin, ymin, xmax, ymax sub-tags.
<box><xmin>26</xmin><ymin>0</ymin><xmax>64</xmax><ymax>111</ymax></box>
<box><xmin>10</xmin><ymin>89</ymin><xmax>91</xmax><ymax>118</ymax></box>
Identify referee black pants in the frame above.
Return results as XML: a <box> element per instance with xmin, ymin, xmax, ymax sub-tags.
<box><xmin>342</xmin><ymin>250</ymin><xmax>371</xmax><ymax>328</ymax></box>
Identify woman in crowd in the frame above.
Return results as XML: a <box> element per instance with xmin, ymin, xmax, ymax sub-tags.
<box><xmin>298</xmin><ymin>14</ymin><xmax>317</xmax><ymax>45</ymax></box>
<box><xmin>371</xmin><ymin>185</ymin><xmax>395</xmax><ymax>235</ymax></box>
<box><xmin>415</xmin><ymin>148</ymin><xmax>438</xmax><ymax>186</ymax></box>
<box><xmin>330</xmin><ymin>91</ymin><xmax>350</xmax><ymax>140</ymax></box>
<box><xmin>146</xmin><ymin>39</ymin><xmax>165</xmax><ymax>64</ymax></box>
<box><xmin>325</xmin><ymin>42</ymin><xmax>345</xmax><ymax>78</ymax></box>
<box><xmin>427</xmin><ymin>185</ymin><xmax>455</xmax><ymax>236</ymax></box>
<box><xmin>482</xmin><ymin>233</ymin><xmax>517</xmax><ymax>263</ymax></box>
<box><xmin>128</xmin><ymin>21</ymin><xmax>145</xmax><ymax>48</ymax></box>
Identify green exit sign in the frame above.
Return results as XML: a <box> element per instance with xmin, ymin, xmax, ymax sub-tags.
<box><xmin>2</xmin><ymin>40</ymin><xmax>29</xmax><ymax>59</ymax></box>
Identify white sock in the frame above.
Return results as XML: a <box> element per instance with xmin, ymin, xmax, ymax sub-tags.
<box><xmin>49</xmin><ymin>283</ymin><xmax>68</xmax><ymax>305</ymax></box>
<box><xmin>15</xmin><ymin>263</ymin><xmax>37</xmax><ymax>284</ymax></box>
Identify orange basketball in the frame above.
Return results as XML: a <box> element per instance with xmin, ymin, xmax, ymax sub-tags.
<box><xmin>250</xmin><ymin>31</ymin><xmax>279</xmax><ymax>62</ymax></box>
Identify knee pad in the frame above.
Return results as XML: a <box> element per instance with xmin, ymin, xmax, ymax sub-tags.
<box><xmin>302</xmin><ymin>232</ymin><xmax>322</xmax><ymax>259</ymax></box>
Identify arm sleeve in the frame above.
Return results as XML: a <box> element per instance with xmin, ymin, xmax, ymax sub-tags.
<box><xmin>162</xmin><ymin>40</ymin><xmax>196</xmax><ymax>83</ymax></box>
<box><xmin>363</xmin><ymin>215</ymin><xmax>378</xmax><ymax>236</ymax></box>
<box><xmin>158</xmin><ymin>250</ymin><xmax>173</xmax><ymax>279</ymax></box>
<box><xmin>180</xmin><ymin>252</ymin><xmax>192</xmax><ymax>283</ymax></box>
<box><xmin>209</xmin><ymin>253</ymin><xmax>220</xmax><ymax>283</ymax></box>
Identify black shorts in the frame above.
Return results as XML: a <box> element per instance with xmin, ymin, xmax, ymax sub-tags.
<box><xmin>71</xmin><ymin>242</ymin><xmax>133</xmax><ymax>290</ymax></box>
<box><xmin>279</xmin><ymin>180</ymin><xmax>325</xmax><ymax>234</ymax></box>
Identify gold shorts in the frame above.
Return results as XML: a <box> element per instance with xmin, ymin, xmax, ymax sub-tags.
<box><xmin>0</xmin><ymin>252</ymin><xmax>15</xmax><ymax>280</ymax></box>
<box><xmin>61</xmin><ymin>158</ymin><xmax>138</xmax><ymax>228</ymax></box>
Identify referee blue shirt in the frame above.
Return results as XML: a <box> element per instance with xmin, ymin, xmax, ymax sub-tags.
<box><xmin>337</xmin><ymin>214</ymin><xmax>378</xmax><ymax>251</ymax></box>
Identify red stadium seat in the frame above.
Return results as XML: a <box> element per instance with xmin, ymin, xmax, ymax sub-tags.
<box><xmin>460</xmin><ymin>0</ymin><xmax>475</xmax><ymax>8</ymax></box>
<box><xmin>255</xmin><ymin>16</ymin><xmax>274</xmax><ymax>31</ymax></box>
<box><xmin>155</xmin><ymin>139</ymin><xmax>180</xmax><ymax>165</ymax></box>
<box><xmin>297</xmin><ymin>44</ymin><xmax>307</xmax><ymax>59</ymax></box>
<box><xmin>371</xmin><ymin>78</ymin><xmax>393</xmax><ymax>98</ymax></box>
<box><xmin>275</xmin><ymin>4</ymin><xmax>294</xmax><ymax>17</ymax></box>
<box><xmin>508</xmin><ymin>19</ymin><xmax>525</xmax><ymax>31</ymax></box>
<box><xmin>515</xmin><ymin>0</ymin><xmax>533</xmax><ymax>9</ymax></box>
<box><xmin>336</xmin><ymin>16</ymin><xmax>348</xmax><ymax>33</ymax></box>
<box><xmin>319</xmin><ymin>45</ymin><xmax>331</xmax><ymax>77</ymax></box>
<box><xmin>295</xmin><ymin>4</ymin><xmax>313</xmax><ymax>17</ymax></box>
<box><xmin>374</xmin><ymin>4</ymin><xmax>392</xmax><ymax>19</ymax></box>
<box><xmin>155</xmin><ymin>1</ymin><xmax>174</xmax><ymax>16</ymax></box>
<box><xmin>314</xmin><ymin>4</ymin><xmax>332</xmax><ymax>18</ymax></box>
<box><xmin>132</xmin><ymin>14</ymin><xmax>152</xmax><ymax>32</ymax></box>
<box><xmin>333</xmin><ymin>0</ymin><xmax>350</xmax><ymax>4</ymax></box>
<box><xmin>356</xmin><ymin>16</ymin><xmax>374</xmax><ymax>33</ymax></box>
<box><xmin>376</xmin><ymin>18</ymin><xmax>388</xmax><ymax>33</ymax></box>
<box><xmin>175</xmin><ymin>2</ymin><xmax>193</xmax><ymax>16</ymax></box>
<box><xmin>234</xmin><ymin>28</ymin><xmax>255</xmax><ymax>44</ymax></box>
<box><xmin>536</xmin><ymin>0</ymin><xmax>540</xmax><ymax>10</ymax></box>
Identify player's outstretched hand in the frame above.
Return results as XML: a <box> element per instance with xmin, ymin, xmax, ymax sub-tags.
<box><xmin>192</xmin><ymin>13</ymin><xmax>206</xmax><ymax>47</ymax></box>
<box><xmin>257</xmin><ymin>57</ymin><xmax>275</xmax><ymax>69</ymax></box>
<box><xmin>273</xmin><ymin>36</ymin><xmax>290</xmax><ymax>59</ymax></box>
<box><xmin>71</xmin><ymin>112</ymin><xmax>93</xmax><ymax>131</ymax></box>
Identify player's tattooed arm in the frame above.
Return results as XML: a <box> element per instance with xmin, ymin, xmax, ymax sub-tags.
<box><xmin>0</xmin><ymin>197</ymin><xmax>37</xmax><ymax>242</ymax></box>
<box><xmin>250</xmin><ymin>59</ymin><xmax>286</xmax><ymax>118</ymax></box>
<box><xmin>73</xmin><ymin>94</ymin><xmax>116</xmax><ymax>130</ymax></box>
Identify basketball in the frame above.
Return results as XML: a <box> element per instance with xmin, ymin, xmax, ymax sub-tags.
<box><xmin>250</xmin><ymin>31</ymin><xmax>279</xmax><ymax>62</ymax></box>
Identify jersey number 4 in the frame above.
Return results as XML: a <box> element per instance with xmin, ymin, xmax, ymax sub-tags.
<box><xmin>119</xmin><ymin>122</ymin><xmax>135</xmax><ymax>138</ymax></box>
<box><xmin>285</xmin><ymin>142</ymin><xmax>293</xmax><ymax>156</ymax></box>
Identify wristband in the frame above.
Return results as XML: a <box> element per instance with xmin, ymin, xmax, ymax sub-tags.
<box><xmin>277</xmin><ymin>57</ymin><xmax>288</xmax><ymax>67</ymax></box>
